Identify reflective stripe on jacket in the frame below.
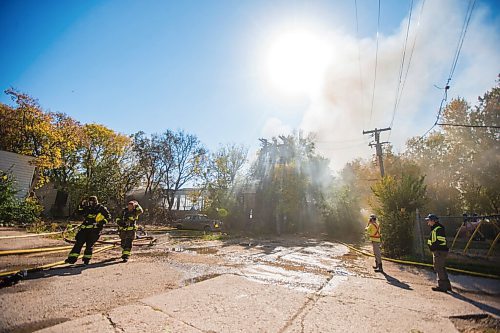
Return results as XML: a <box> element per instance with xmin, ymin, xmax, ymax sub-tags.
<box><xmin>427</xmin><ymin>223</ymin><xmax>449</xmax><ymax>252</ymax></box>
<box><xmin>366</xmin><ymin>221</ymin><xmax>381</xmax><ymax>242</ymax></box>
<box><xmin>77</xmin><ymin>203</ymin><xmax>111</xmax><ymax>229</ymax></box>
<box><xmin>116</xmin><ymin>205</ymin><xmax>143</xmax><ymax>231</ymax></box>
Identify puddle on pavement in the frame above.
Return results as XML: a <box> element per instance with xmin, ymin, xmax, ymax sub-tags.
<box><xmin>236</xmin><ymin>242</ymin><xmax>353</xmax><ymax>293</ymax></box>
<box><xmin>160</xmin><ymin>246</ymin><xmax>219</xmax><ymax>254</ymax></box>
<box><xmin>242</xmin><ymin>264</ymin><xmax>326</xmax><ymax>293</ymax></box>
<box><xmin>319</xmin><ymin>275</ymin><xmax>349</xmax><ymax>295</ymax></box>
<box><xmin>141</xmin><ymin>240</ymin><xmax>355</xmax><ymax>294</ymax></box>
<box><xmin>264</xmin><ymin>260</ymin><xmax>329</xmax><ymax>276</ymax></box>
<box><xmin>185</xmin><ymin>247</ymin><xmax>219</xmax><ymax>255</ymax></box>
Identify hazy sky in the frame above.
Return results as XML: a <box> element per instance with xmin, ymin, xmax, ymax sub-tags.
<box><xmin>1</xmin><ymin>0</ymin><xmax>499</xmax><ymax>170</ymax></box>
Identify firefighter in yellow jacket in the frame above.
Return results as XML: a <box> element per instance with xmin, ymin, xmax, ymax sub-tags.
<box><xmin>116</xmin><ymin>200</ymin><xmax>143</xmax><ymax>262</ymax></box>
<box><xmin>65</xmin><ymin>196</ymin><xmax>111</xmax><ymax>265</ymax></box>
<box><xmin>426</xmin><ymin>214</ymin><xmax>452</xmax><ymax>292</ymax></box>
<box><xmin>365</xmin><ymin>214</ymin><xmax>383</xmax><ymax>272</ymax></box>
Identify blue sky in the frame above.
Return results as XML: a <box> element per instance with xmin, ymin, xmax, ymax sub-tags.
<box><xmin>1</xmin><ymin>0</ymin><xmax>499</xmax><ymax>169</ymax></box>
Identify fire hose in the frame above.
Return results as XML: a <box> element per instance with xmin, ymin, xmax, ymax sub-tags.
<box><xmin>0</xmin><ymin>224</ymin><xmax>157</xmax><ymax>280</ymax></box>
<box><xmin>336</xmin><ymin>240</ymin><xmax>500</xmax><ymax>280</ymax></box>
<box><xmin>0</xmin><ymin>244</ymin><xmax>117</xmax><ymax>278</ymax></box>
<box><xmin>0</xmin><ymin>225</ymin><xmax>79</xmax><ymax>239</ymax></box>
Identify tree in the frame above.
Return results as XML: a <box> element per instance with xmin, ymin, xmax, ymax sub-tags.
<box><xmin>371</xmin><ymin>174</ymin><xmax>427</xmax><ymax>257</ymax></box>
<box><xmin>69</xmin><ymin>124</ymin><xmax>133</xmax><ymax>210</ymax></box>
<box><xmin>156</xmin><ymin>130</ymin><xmax>207</xmax><ymax>211</ymax></box>
<box><xmin>250</xmin><ymin>133</ymin><xmax>328</xmax><ymax>234</ymax></box>
<box><xmin>203</xmin><ymin>143</ymin><xmax>248</xmax><ymax>217</ymax></box>
<box><xmin>132</xmin><ymin>131</ymin><xmax>164</xmax><ymax>201</ymax></box>
<box><xmin>405</xmin><ymin>80</ymin><xmax>500</xmax><ymax>214</ymax></box>
<box><xmin>319</xmin><ymin>183</ymin><xmax>364</xmax><ymax>240</ymax></box>
<box><xmin>0</xmin><ymin>89</ymin><xmax>63</xmax><ymax>187</ymax></box>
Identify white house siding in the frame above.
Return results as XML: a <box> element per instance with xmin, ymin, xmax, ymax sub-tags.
<box><xmin>0</xmin><ymin>150</ymin><xmax>36</xmax><ymax>198</ymax></box>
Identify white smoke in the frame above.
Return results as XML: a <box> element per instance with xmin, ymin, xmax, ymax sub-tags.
<box><xmin>261</xmin><ymin>117</ymin><xmax>293</xmax><ymax>138</ymax></box>
<box><xmin>298</xmin><ymin>0</ymin><xmax>500</xmax><ymax>171</ymax></box>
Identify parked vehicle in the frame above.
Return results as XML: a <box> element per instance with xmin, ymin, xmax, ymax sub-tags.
<box><xmin>174</xmin><ymin>214</ymin><xmax>223</xmax><ymax>232</ymax></box>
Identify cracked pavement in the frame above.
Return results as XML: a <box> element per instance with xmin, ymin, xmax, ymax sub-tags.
<box><xmin>1</xmin><ymin>232</ymin><xmax>499</xmax><ymax>332</ymax></box>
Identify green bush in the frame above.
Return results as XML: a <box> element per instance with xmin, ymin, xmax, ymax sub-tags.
<box><xmin>0</xmin><ymin>170</ymin><xmax>43</xmax><ymax>224</ymax></box>
<box><xmin>371</xmin><ymin>175</ymin><xmax>427</xmax><ymax>257</ymax></box>
<box><xmin>321</xmin><ymin>185</ymin><xmax>364</xmax><ymax>241</ymax></box>
<box><xmin>377</xmin><ymin>210</ymin><xmax>413</xmax><ymax>257</ymax></box>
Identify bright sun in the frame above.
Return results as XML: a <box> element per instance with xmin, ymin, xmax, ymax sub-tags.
<box><xmin>267</xmin><ymin>30</ymin><xmax>332</xmax><ymax>96</ymax></box>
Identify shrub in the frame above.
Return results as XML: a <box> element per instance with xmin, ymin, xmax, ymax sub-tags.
<box><xmin>0</xmin><ymin>170</ymin><xmax>43</xmax><ymax>225</ymax></box>
<box><xmin>371</xmin><ymin>174</ymin><xmax>427</xmax><ymax>257</ymax></box>
<box><xmin>321</xmin><ymin>184</ymin><xmax>364</xmax><ymax>241</ymax></box>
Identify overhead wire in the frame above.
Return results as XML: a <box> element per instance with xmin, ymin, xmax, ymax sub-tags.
<box><xmin>389</xmin><ymin>0</ymin><xmax>414</xmax><ymax>132</ymax></box>
<box><xmin>369</xmin><ymin>0</ymin><xmax>381</xmax><ymax>127</ymax></box>
<box><xmin>419</xmin><ymin>0</ymin><xmax>476</xmax><ymax>140</ymax></box>
<box><xmin>399</xmin><ymin>0</ymin><xmax>426</xmax><ymax>102</ymax></box>
<box><xmin>354</xmin><ymin>0</ymin><xmax>368</xmax><ymax>129</ymax></box>
<box><xmin>388</xmin><ymin>0</ymin><xmax>426</xmax><ymax>142</ymax></box>
<box><xmin>437</xmin><ymin>123</ymin><xmax>500</xmax><ymax>129</ymax></box>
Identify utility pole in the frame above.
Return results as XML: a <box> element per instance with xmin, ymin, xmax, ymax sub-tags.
<box><xmin>363</xmin><ymin>127</ymin><xmax>391</xmax><ymax>177</ymax></box>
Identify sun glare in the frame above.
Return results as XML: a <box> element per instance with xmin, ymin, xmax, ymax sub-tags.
<box><xmin>267</xmin><ymin>30</ymin><xmax>332</xmax><ymax>96</ymax></box>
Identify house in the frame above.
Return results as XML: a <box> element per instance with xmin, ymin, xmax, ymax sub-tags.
<box><xmin>0</xmin><ymin>150</ymin><xmax>36</xmax><ymax>199</ymax></box>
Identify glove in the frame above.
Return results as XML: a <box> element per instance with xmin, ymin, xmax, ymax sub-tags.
<box><xmin>97</xmin><ymin>221</ymin><xmax>105</xmax><ymax>230</ymax></box>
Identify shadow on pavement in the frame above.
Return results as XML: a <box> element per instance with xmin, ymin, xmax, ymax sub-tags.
<box><xmin>382</xmin><ymin>272</ymin><xmax>412</xmax><ymax>290</ymax></box>
<box><xmin>25</xmin><ymin>258</ymin><xmax>122</xmax><ymax>280</ymax></box>
<box><xmin>449</xmin><ymin>292</ymin><xmax>500</xmax><ymax>317</ymax></box>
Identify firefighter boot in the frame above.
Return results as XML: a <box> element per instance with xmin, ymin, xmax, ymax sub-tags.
<box><xmin>432</xmin><ymin>280</ymin><xmax>448</xmax><ymax>292</ymax></box>
<box><xmin>443</xmin><ymin>279</ymin><xmax>452</xmax><ymax>292</ymax></box>
<box><xmin>374</xmin><ymin>263</ymin><xmax>383</xmax><ymax>273</ymax></box>
<box><xmin>82</xmin><ymin>258</ymin><xmax>90</xmax><ymax>265</ymax></box>
<box><xmin>64</xmin><ymin>258</ymin><xmax>77</xmax><ymax>265</ymax></box>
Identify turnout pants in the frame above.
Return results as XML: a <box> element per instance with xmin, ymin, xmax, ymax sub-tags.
<box><xmin>119</xmin><ymin>230</ymin><xmax>136</xmax><ymax>258</ymax></box>
<box><xmin>67</xmin><ymin>228</ymin><xmax>101</xmax><ymax>263</ymax></box>
<box><xmin>372</xmin><ymin>241</ymin><xmax>382</xmax><ymax>267</ymax></box>
<box><xmin>432</xmin><ymin>250</ymin><xmax>451</xmax><ymax>290</ymax></box>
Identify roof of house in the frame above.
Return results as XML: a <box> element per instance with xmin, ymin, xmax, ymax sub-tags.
<box><xmin>0</xmin><ymin>150</ymin><xmax>36</xmax><ymax>198</ymax></box>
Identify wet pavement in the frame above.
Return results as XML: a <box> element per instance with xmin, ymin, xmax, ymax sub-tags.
<box><xmin>2</xmin><ymin>230</ymin><xmax>499</xmax><ymax>332</ymax></box>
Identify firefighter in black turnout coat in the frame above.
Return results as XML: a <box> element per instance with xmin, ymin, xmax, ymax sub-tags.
<box><xmin>65</xmin><ymin>196</ymin><xmax>111</xmax><ymax>265</ymax></box>
<box><xmin>116</xmin><ymin>200</ymin><xmax>143</xmax><ymax>262</ymax></box>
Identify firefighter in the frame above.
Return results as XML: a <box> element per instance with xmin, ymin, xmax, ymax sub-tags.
<box><xmin>426</xmin><ymin>214</ymin><xmax>452</xmax><ymax>292</ymax></box>
<box><xmin>116</xmin><ymin>200</ymin><xmax>144</xmax><ymax>262</ymax></box>
<box><xmin>65</xmin><ymin>196</ymin><xmax>111</xmax><ymax>265</ymax></box>
<box><xmin>366</xmin><ymin>214</ymin><xmax>383</xmax><ymax>272</ymax></box>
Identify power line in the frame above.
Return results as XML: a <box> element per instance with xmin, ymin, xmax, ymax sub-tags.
<box><xmin>369</xmin><ymin>0</ymin><xmax>381</xmax><ymax>127</ymax></box>
<box><xmin>437</xmin><ymin>123</ymin><xmax>500</xmax><ymax>129</ymax></box>
<box><xmin>419</xmin><ymin>0</ymin><xmax>476</xmax><ymax>140</ymax></box>
<box><xmin>388</xmin><ymin>0</ymin><xmax>415</xmax><ymax>136</ymax></box>
<box><xmin>396</xmin><ymin>0</ymin><xmax>426</xmax><ymax>110</ymax></box>
<box><xmin>449</xmin><ymin>0</ymin><xmax>476</xmax><ymax>80</ymax></box>
<box><xmin>354</xmin><ymin>0</ymin><xmax>367</xmax><ymax>129</ymax></box>
<box><xmin>419</xmin><ymin>85</ymin><xmax>449</xmax><ymax>139</ymax></box>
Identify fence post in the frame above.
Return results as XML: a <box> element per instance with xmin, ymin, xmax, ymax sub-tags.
<box><xmin>413</xmin><ymin>208</ymin><xmax>425</xmax><ymax>260</ymax></box>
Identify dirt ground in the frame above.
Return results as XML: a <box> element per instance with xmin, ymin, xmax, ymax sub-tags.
<box><xmin>0</xmin><ymin>227</ymin><xmax>499</xmax><ymax>333</ymax></box>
